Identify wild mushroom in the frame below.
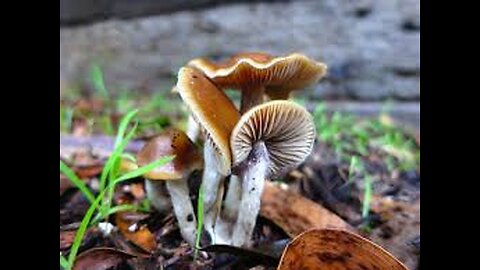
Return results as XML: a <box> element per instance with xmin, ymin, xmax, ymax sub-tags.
<box><xmin>175</xmin><ymin>66</ymin><xmax>241</xmax><ymax>244</ymax></box>
<box><xmin>188</xmin><ymin>52</ymin><xmax>327</xmax><ymax>113</ymax></box>
<box><xmin>136</xmin><ymin>129</ymin><xmax>203</xmax><ymax>247</ymax></box>
<box><xmin>227</xmin><ymin>100</ymin><xmax>316</xmax><ymax>247</ymax></box>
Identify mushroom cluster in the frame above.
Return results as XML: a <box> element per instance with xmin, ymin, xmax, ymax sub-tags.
<box><xmin>143</xmin><ymin>52</ymin><xmax>326</xmax><ymax>248</ymax></box>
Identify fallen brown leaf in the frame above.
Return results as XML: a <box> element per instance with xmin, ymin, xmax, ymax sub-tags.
<box><xmin>277</xmin><ymin>228</ymin><xmax>408</xmax><ymax>270</ymax></box>
<box><xmin>60</xmin><ymin>227</ymin><xmax>100</xmax><ymax>251</ymax></box>
<box><xmin>260</xmin><ymin>181</ymin><xmax>353</xmax><ymax>238</ymax></box>
<box><xmin>115</xmin><ymin>211</ymin><xmax>157</xmax><ymax>253</ymax></box>
<box><xmin>74</xmin><ymin>164</ymin><xmax>104</xmax><ymax>179</ymax></box>
<box><xmin>73</xmin><ymin>247</ymin><xmax>136</xmax><ymax>270</ymax></box>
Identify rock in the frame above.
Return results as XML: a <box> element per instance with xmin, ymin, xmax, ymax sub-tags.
<box><xmin>60</xmin><ymin>0</ymin><xmax>420</xmax><ymax>101</ymax></box>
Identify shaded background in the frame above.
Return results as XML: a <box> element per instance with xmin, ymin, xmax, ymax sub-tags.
<box><xmin>60</xmin><ymin>0</ymin><xmax>419</xmax><ymax>129</ymax></box>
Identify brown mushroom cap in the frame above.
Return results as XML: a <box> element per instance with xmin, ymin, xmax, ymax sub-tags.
<box><xmin>175</xmin><ymin>67</ymin><xmax>241</xmax><ymax>175</ymax></box>
<box><xmin>277</xmin><ymin>228</ymin><xmax>408</xmax><ymax>270</ymax></box>
<box><xmin>119</xmin><ymin>158</ymin><xmax>139</xmax><ymax>173</ymax></box>
<box><xmin>188</xmin><ymin>52</ymin><xmax>327</xmax><ymax>99</ymax></box>
<box><xmin>230</xmin><ymin>100</ymin><xmax>316</xmax><ymax>176</ymax></box>
<box><xmin>136</xmin><ymin>129</ymin><xmax>203</xmax><ymax>180</ymax></box>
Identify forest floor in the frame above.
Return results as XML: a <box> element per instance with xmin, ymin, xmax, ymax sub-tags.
<box><xmin>60</xmin><ymin>91</ymin><xmax>420</xmax><ymax>270</ymax></box>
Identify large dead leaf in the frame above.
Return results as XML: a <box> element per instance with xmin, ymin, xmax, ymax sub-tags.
<box><xmin>73</xmin><ymin>247</ymin><xmax>136</xmax><ymax>270</ymax></box>
<box><xmin>277</xmin><ymin>228</ymin><xmax>408</xmax><ymax>270</ymax></box>
<box><xmin>115</xmin><ymin>211</ymin><xmax>157</xmax><ymax>253</ymax></box>
<box><xmin>260</xmin><ymin>181</ymin><xmax>353</xmax><ymax>238</ymax></box>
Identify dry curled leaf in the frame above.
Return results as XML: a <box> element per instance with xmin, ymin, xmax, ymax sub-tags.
<box><xmin>115</xmin><ymin>211</ymin><xmax>157</xmax><ymax>253</ymax></box>
<box><xmin>277</xmin><ymin>228</ymin><xmax>408</xmax><ymax>270</ymax></box>
<box><xmin>73</xmin><ymin>247</ymin><xmax>137</xmax><ymax>270</ymax></box>
<box><xmin>260</xmin><ymin>181</ymin><xmax>353</xmax><ymax>238</ymax></box>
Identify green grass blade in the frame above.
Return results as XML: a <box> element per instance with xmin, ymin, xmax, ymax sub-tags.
<box><xmin>60</xmin><ymin>253</ymin><xmax>70</xmax><ymax>269</ymax></box>
<box><xmin>138</xmin><ymin>198</ymin><xmax>151</xmax><ymax>212</ymax></box>
<box><xmin>68</xmin><ymin>155</ymin><xmax>175</xmax><ymax>266</ymax></box>
<box><xmin>114</xmin><ymin>109</ymin><xmax>139</xmax><ymax>148</ymax></box>
<box><xmin>104</xmin><ymin>154</ymin><xmax>174</xmax><ymax>220</ymax></box>
<box><xmin>121</xmin><ymin>153</ymin><xmax>137</xmax><ymax>163</ymax></box>
<box><xmin>105</xmin><ymin>123</ymin><xmax>140</xmax><ymax>207</ymax></box>
<box><xmin>105</xmin><ymin>204</ymin><xmax>138</xmax><ymax>215</ymax></box>
<box><xmin>114</xmin><ymin>155</ymin><xmax>175</xmax><ymax>183</ymax></box>
<box><xmin>362</xmin><ymin>175</ymin><xmax>373</xmax><ymax>218</ymax></box>
<box><xmin>91</xmin><ymin>204</ymin><xmax>139</xmax><ymax>224</ymax></box>
<box><xmin>99</xmin><ymin>109</ymin><xmax>139</xmax><ymax>193</ymax></box>
<box><xmin>60</xmin><ymin>161</ymin><xmax>95</xmax><ymax>204</ymax></box>
<box><xmin>67</xmin><ymin>194</ymin><xmax>103</xmax><ymax>267</ymax></box>
<box><xmin>90</xmin><ymin>63</ymin><xmax>109</xmax><ymax>99</ymax></box>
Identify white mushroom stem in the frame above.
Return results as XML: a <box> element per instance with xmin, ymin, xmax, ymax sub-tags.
<box><xmin>240</xmin><ymin>86</ymin><xmax>265</xmax><ymax>113</ymax></box>
<box><xmin>165</xmin><ymin>179</ymin><xmax>197</xmax><ymax>247</ymax></box>
<box><xmin>220</xmin><ymin>174</ymin><xmax>242</xmax><ymax>222</ymax></box>
<box><xmin>213</xmin><ymin>175</ymin><xmax>242</xmax><ymax>245</ymax></box>
<box><xmin>201</xmin><ymin>141</ymin><xmax>228</xmax><ymax>244</ymax></box>
<box><xmin>231</xmin><ymin>141</ymin><xmax>270</xmax><ymax>247</ymax></box>
<box><xmin>144</xmin><ymin>180</ymin><xmax>172</xmax><ymax>214</ymax></box>
<box><xmin>186</xmin><ymin>115</ymin><xmax>201</xmax><ymax>142</ymax></box>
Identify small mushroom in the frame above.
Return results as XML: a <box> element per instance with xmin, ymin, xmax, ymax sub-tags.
<box><xmin>227</xmin><ymin>100</ymin><xmax>316</xmax><ymax>247</ymax></box>
<box><xmin>175</xmin><ymin>66</ymin><xmax>241</xmax><ymax>244</ymax></box>
<box><xmin>136</xmin><ymin>129</ymin><xmax>203</xmax><ymax>247</ymax></box>
<box><xmin>188</xmin><ymin>52</ymin><xmax>327</xmax><ymax>113</ymax></box>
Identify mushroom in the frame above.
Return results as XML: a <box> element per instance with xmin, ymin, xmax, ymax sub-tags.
<box><xmin>136</xmin><ymin>129</ymin><xmax>203</xmax><ymax>246</ymax></box>
<box><xmin>188</xmin><ymin>52</ymin><xmax>327</xmax><ymax>113</ymax></box>
<box><xmin>118</xmin><ymin>157</ymin><xmax>174</xmax><ymax>213</ymax></box>
<box><xmin>227</xmin><ymin>100</ymin><xmax>316</xmax><ymax>247</ymax></box>
<box><xmin>175</xmin><ymin>66</ymin><xmax>241</xmax><ymax>244</ymax></box>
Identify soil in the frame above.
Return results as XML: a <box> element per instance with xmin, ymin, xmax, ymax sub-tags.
<box><xmin>60</xmin><ymin>134</ymin><xmax>420</xmax><ymax>270</ymax></box>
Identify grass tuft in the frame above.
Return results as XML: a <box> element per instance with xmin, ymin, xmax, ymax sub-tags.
<box><xmin>60</xmin><ymin>108</ymin><xmax>175</xmax><ymax>269</ymax></box>
<box><xmin>194</xmin><ymin>184</ymin><xmax>205</xmax><ymax>258</ymax></box>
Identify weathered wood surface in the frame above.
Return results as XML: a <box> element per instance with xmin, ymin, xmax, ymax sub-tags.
<box><xmin>60</xmin><ymin>134</ymin><xmax>145</xmax><ymax>159</ymax></box>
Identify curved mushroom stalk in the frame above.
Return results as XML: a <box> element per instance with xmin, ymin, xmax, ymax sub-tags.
<box><xmin>240</xmin><ymin>86</ymin><xmax>265</xmax><ymax>113</ymax></box>
<box><xmin>144</xmin><ymin>180</ymin><xmax>172</xmax><ymax>214</ymax></box>
<box><xmin>165</xmin><ymin>180</ymin><xmax>197</xmax><ymax>247</ymax></box>
<box><xmin>231</xmin><ymin>141</ymin><xmax>269</xmax><ymax>247</ymax></box>
<box><xmin>201</xmin><ymin>142</ymin><xmax>229</xmax><ymax>244</ymax></box>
